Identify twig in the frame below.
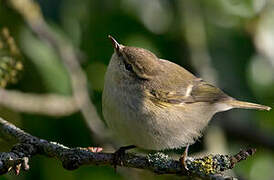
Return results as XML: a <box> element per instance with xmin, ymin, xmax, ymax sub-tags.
<box><xmin>0</xmin><ymin>89</ymin><xmax>78</xmax><ymax>116</ymax></box>
<box><xmin>6</xmin><ymin>0</ymin><xmax>108</xmax><ymax>140</ymax></box>
<box><xmin>0</xmin><ymin>117</ymin><xmax>255</xmax><ymax>179</ymax></box>
<box><xmin>0</xmin><ymin>27</ymin><xmax>78</xmax><ymax>116</ymax></box>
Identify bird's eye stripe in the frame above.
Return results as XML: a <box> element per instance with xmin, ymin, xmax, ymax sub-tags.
<box><xmin>121</xmin><ymin>56</ymin><xmax>134</xmax><ymax>72</ymax></box>
<box><xmin>124</xmin><ymin>61</ymin><xmax>133</xmax><ymax>72</ymax></box>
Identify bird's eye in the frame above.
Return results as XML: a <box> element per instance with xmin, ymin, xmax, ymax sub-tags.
<box><xmin>124</xmin><ymin>61</ymin><xmax>133</xmax><ymax>72</ymax></box>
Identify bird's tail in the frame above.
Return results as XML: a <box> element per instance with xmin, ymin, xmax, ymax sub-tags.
<box><xmin>226</xmin><ymin>100</ymin><xmax>271</xmax><ymax>111</ymax></box>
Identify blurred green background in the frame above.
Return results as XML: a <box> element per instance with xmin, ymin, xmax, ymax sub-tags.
<box><xmin>0</xmin><ymin>0</ymin><xmax>274</xmax><ymax>179</ymax></box>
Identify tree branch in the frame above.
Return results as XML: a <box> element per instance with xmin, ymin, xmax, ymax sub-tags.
<box><xmin>0</xmin><ymin>89</ymin><xmax>78</xmax><ymax>116</ymax></box>
<box><xmin>5</xmin><ymin>0</ymin><xmax>108</xmax><ymax>140</ymax></box>
<box><xmin>0</xmin><ymin>1</ymin><xmax>258</xmax><ymax>179</ymax></box>
<box><xmin>0</xmin><ymin>117</ymin><xmax>255</xmax><ymax>179</ymax></box>
<box><xmin>0</xmin><ymin>27</ymin><xmax>77</xmax><ymax>117</ymax></box>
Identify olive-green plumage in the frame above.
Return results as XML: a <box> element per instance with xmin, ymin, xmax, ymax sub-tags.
<box><xmin>102</xmin><ymin>36</ymin><xmax>271</xmax><ymax>150</ymax></box>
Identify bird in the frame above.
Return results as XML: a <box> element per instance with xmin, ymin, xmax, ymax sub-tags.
<box><xmin>102</xmin><ymin>35</ymin><xmax>271</xmax><ymax>165</ymax></box>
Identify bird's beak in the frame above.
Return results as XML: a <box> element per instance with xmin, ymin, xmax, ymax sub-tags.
<box><xmin>108</xmin><ymin>35</ymin><xmax>122</xmax><ymax>55</ymax></box>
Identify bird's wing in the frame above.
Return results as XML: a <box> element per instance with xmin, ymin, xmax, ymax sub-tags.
<box><xmin>189</xmin><ymin>79</ymin><xmax>229</xmax><ymax>103</ymax></box>
<box><xmin>146</xmin><ymin>79</ymin><xmax>229</xmax><ymax>107</ymax></box>
<box><xmin>145</xmin><ymin>59</ymin><xmax>230</xmax><ymax>106</ymax></box>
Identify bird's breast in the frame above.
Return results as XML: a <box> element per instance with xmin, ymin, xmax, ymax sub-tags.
<box><xmin>102</xmin><ymin>76</ymin><xmax>217</xmax><ymax>150</ymax></box>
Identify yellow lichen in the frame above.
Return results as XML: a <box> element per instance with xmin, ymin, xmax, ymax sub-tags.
<box><xmin>190</xmin><ymin>155</ymin><xmax>216</xmax><ymax>175</ymax></box>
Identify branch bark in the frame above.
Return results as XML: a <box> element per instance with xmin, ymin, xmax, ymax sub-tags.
<box><xmin>0</xmin><ymin>117</ymin><xmax>255</xmax><ymax>180</ymax></box>
<box><xmin>0</xmin><ymin>1</ymin><xmax>258</xmax><ymax>179</ymax></box>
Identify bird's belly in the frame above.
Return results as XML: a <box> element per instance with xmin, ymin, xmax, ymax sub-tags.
<box><xmin>103</xmin><ymin>87</ymin><xmax>215</xmax><ymax>150</ymax></box>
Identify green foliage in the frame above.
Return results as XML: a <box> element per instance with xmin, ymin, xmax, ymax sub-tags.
<box><xmin>0</xmin><ymin>0</ymin><xmax>274</xmax><ymax>179</ymax></box>
<box><xmin>0</xmin><ymin>28</ymin><xmax>23</xmax><ymax>88</ymax></box>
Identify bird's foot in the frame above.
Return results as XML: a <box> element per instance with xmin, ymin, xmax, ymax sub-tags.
<box><xmin>113</xmin><ymin>145</ymin><xmax>136</xmax><ymax>171</ymax></box>
<box><xmin>81</xmin><ymin>147</ymin><xmax>103</xmax><ymax>153</ymax></box>
<box><xmin>179</xmin><ymin>144</ymin><xmax>189</xmax><ymax>171</ymax></box>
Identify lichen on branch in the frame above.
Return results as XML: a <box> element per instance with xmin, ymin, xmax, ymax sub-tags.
<box><xmin>0</xmin><ymin>117</ymin><xmax>255</xmax><ymax>180</ymax></box>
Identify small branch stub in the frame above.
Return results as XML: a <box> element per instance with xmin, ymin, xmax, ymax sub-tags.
<box><xmin>0</xmin><ymin>117</ymin><xmax>256</xmax><ymax>179</ymax></box>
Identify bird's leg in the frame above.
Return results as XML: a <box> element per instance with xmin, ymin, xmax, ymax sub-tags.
<box><xmin>86</xmin><ymin>147</ymin><xmax>103</xmax><ymax>153</ymax></box>
<box><xmin>179</xmin><ymin>144</ymin><xmax>189</xmax><ymax>170</ymax></box>
<box><xmin>80</xmin><ymin>147</ymin><xmax>103</xmax><ymax>153</ymax></box>
<box><xmin>113</xmin><ymin>145</ymin><xmax>136</xmax><ymax>171</ymax></box>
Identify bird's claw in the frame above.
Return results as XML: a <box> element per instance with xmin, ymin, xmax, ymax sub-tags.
<box><xmin>80</xmin><ymin>147</ymin><xmax>103</xmax><ymax>153</ymax></box>
<box><xmin>113</xmin><ymin>145</ymin><xmax>136</xmax><ymax>171</ymax></box>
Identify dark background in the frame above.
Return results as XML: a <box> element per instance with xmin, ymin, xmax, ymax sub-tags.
<box><xmin>0</xmin><ymin>0</ymin><xmax>274</xmax><ymax>179</ymax></box>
